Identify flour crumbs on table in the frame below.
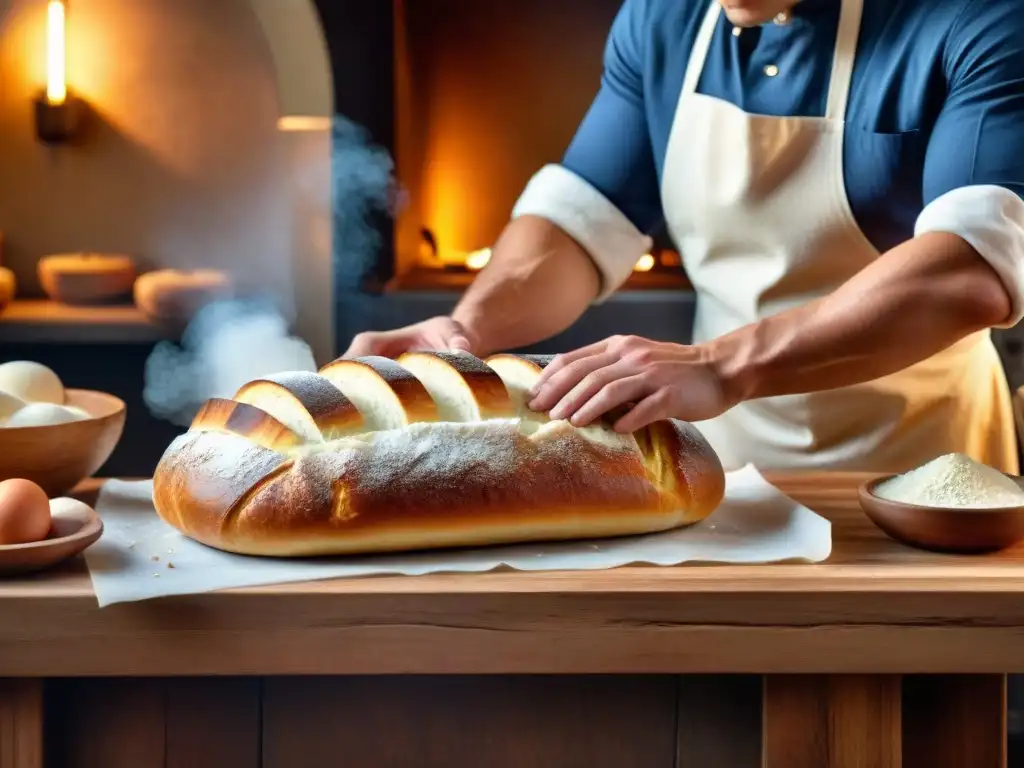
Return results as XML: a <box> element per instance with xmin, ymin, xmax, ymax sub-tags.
<box><xmin>875</xmin><ymin>453</ymin><xmax>1024</xmax><ymax>509</ymax></box>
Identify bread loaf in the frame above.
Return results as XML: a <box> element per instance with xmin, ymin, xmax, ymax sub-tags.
<box><xmin>153</xmin><ymin>352</ymin><xmax>725</xmax><ymax>557</ymax></box>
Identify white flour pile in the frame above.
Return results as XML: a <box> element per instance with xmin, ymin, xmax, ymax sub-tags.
<box><xmin>875</xmin><ymin>453</ymin><xmax>1024</xmax><ymax>509</ymax></box>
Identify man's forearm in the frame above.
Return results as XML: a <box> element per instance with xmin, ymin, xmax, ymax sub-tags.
<box><xmin>708</xmin><ymin>232</ymin><xmax>1015</xmax><ymax>403</ymax></box>
<box><xmin>451</xmin><ymin>215</ymin><xmax>601</xmax><ymax>356</ymax></box>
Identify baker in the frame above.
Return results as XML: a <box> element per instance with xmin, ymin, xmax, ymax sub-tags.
<box><xmin>346</xmin><ymin>0</ymin><xmax>1024</xmax><ymax>474</ymax></box>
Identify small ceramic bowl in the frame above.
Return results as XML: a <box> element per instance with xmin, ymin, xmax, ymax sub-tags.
<box><xmin>0</xmin><ymin>390</ymin><xmax>126</xmax><ymax>497</ymax></box>
<box><xmin>38</xmin><ymin>253</ymin><xmax>137</xmax><ymax>305</ymax></box>
<box><xmin>859</xmin><ymin>476</ymin><xmax>1024</xmax><ymax>554</ymax></box>
<box><xmin>0</xmin><ymin>497</ymin><xmax>103</xmax><ymax>575</ymax></box>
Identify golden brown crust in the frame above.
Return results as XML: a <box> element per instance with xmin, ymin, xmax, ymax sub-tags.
<box><xmin>233</xmin><ymin>372</ymin><xmax>364</xmax><ymax>440</ymax></box>
<box><xmin>163</xmin><ymin>422</ymin><xmax>678</xmax><ymax>556</ymax></box>
<box><xmin>398</xmin><ymin>351</ymin><xmax>515</xmax><ymax>420</ymax></box>
<box><xmin>483</xmin><ymin>353</ymin><xmax>552</xmax><ymax>423</ymax></box>
<box><xmin>152</xmin><ymin>430</ymin><xmax>290</xmax><ymax>541</ymax></box>
<box><xmin>152</xmin><ymin>353</ymin><xmax>727</xmax><ymax>557</ymax></box>
<box><xmin>318</xmin><ymin>355</ymin><xmax>439</xmax><ymax>427</ymax></box>
<box><xmin>484</xmin><ymin>353</ymin><xmax>548</xmax><ymax>371</ymax></box>
<box><xmin>487</xmin><ymin>353</ymin><xmax>555</xmax><ymax>370</ymax></box>
<box><xmin>190</xmin><ymin>398</ymin><xmax>303</xmax><ymax>452</ymax></box>
<box><xmin>636</xmin><ymin>419</ymin><xmax>726</xmax><ymax>524</ymax></box>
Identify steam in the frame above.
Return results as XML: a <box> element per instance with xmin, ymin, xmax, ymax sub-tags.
<box><xmin>143</xmin><ymin>297</ymin><xmax>317</xmax><ymax>426</ymax></box>
<box><xmin>331</xmin><ymin>116</ymin><xmax>400</xmax><ymax>290</ymax></box>
<box><xmin>142</xmin><ymin>115</ymin><xmax>399</xmax><ymax>427</ymax></box>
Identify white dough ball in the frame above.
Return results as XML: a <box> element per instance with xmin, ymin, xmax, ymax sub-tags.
<box><xmin>0</xmin><ymin>392</ymin><xmax>26</xmax><ymax>424</ymax></box>
<box><xmin>0</xmin><ymin>361</ymin><xmax>64</xmax><ymax>404</ymax></box>
<box><xmin>5</xmin><ymin>403</ymin><xmax>85</xmax><ymax>427</ymax></box>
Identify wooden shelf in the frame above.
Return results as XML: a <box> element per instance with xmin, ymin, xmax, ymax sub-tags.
<box><xmin>0</xmin><ymin>300</ymin><xmax>170</xmax><ymax>345</ymax></box>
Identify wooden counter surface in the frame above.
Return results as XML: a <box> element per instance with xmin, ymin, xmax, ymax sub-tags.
<box><xmin>2</xmin><ymin>472</ymin><xmax>1024</xmax><ymax>678</ymax></box>
<box><xmin>0</xmin><ymin>473</ymin><xmax>1015</xmax><ymax>768</ymax></box>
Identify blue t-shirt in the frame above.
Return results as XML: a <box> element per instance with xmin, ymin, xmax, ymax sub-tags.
<box><xmin>561</xmin><ymin>0</ymin><xmax>1024</xmax><ymax>254</ymax></box>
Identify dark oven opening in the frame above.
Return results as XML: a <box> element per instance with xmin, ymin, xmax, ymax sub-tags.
<box><xmin>315</xmin><ymin>0</ymin><xmax>695</xmax><ymax>354</ymax></box>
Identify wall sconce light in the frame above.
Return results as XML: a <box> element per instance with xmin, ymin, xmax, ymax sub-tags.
<box><xmin>34</xmin><ymin>0</ymin><xmax>83</xmax><ymax>144</ymax></box>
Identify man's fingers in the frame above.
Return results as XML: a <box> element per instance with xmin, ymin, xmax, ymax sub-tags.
<box><xmin>447</xmin><ymin>334</ymin><xmax>473</xmax><ymax>353</ymax></box>
<box><xmin>530</xmin><ymin>339</ymin><xmax>612</xmax><ymax>395</ymax></box>
<box><xmin>350</xmin><ymin>328</ymin><xmax>419</xmax><ymax>358</ymax></box>
<box><xmin>548</xmin><ymin>358</ymin><xmax>633</xmax><ymax>420</ymax></box>
<box><xmin>530</xmin><ymin>351</ymin><xmax>620</xmax><ymax>412</ymax></box>
<box><xmin>343</xmin><ymin>333</ymin><xmax>380</xmax><ymax>358</ymax></box>
<box><xmin>612</xmin><ymin>389</ymin><xmax>671</xmax><ymax>433</ymax></box>
<box><xmin>569</xmin><ymin>375</ymin><xmax>650</xmax><ymax>428</ymax></box>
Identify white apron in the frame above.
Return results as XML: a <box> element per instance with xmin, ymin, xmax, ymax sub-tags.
<box><xmin>661</xmin><ymin>0</ymin><xmax>1018</xmax><ymax>474</ymax></box>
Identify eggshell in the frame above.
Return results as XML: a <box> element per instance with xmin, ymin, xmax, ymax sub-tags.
<box><xmin>0</xmin><ymin>478</ymin><xmax>52</xmax><ymax>545</ymax></box>
<box><xmin>5</xmin><ymin>403</ymin><xmax>86</xmax><ymax>428</ymax></box>
<box><xmin>0</xmin><ymin>392</ymin><xmax>26</xmax><ymax>424</ymax></box>
<box><xmin>0</xmin><ymin>361</ymin><xmax>64</xmax><ymax>404</ymax></box>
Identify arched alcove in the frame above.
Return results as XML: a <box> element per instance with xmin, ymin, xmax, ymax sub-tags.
<box><xmin>248</xmin><ymin>0</ymin><xmax>336</xmax><ymax>364</ymax></box>
<box><xmin>248</xmin><ymin>0</ymin><xmax>332</xmax><ymax>120</ymax></box>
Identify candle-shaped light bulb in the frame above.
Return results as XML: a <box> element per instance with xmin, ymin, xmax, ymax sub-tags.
<box><xmin>46</xmin><ymin>0</ymin><xmax>67</xmax><ymax>105</ymax></box>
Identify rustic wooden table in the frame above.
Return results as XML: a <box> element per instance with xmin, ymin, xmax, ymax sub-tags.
<box><xmin>0</xmin><ymin>473</ymin><xmax>1016</xmax><ymax>768</ymax></box>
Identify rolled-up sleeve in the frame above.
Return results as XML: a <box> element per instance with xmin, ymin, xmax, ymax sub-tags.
<box><xmin>512</xmin><ymin>0</ymin><xmax>662</xmax><ymax>301</ymax></box>
<box><xmin>914</xmin><ymin>1</ymin><xmax>1024</xmax><ymax>328</ymax></box>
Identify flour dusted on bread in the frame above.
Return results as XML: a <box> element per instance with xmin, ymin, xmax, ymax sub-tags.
<box><xmin>152</xmin><ymin>352</ymin><xmax>726</xmax><ymax>557</ymax></box>
<box><xmin>197</xmin><ymin>419</ymin><xmax>669</xmax><ymax>557</ymax></box>
<box><xmin>875</xmin><ymin>453</ymin><xmax>1024</xmax><ymax>509</ymax></box>
<box><xmin>294</xmin><ymin>418</ymin><xmax>640</xmax><ymax>496</ymax></box>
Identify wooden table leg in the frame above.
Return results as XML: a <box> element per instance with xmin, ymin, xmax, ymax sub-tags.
<box><xmin>763</xmin><ymin>674</ymin><xmax>901</xmax><ymax>768</ymax></box>
<box><xmin>903</xmin><ymin>675</ymin><xmax>1006</xmax><ymax>768</ymax></box>
<box><xmin>0</xmin><ymin>680</ymin><xmax>43</xmax><ymax>768</ymax></box>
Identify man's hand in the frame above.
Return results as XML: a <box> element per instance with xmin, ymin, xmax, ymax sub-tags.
<box><xmin>528</xmin><ymin>232</ymin><xmax>1013</xmax><ymax>435</ymax></box>
<box><xmin>527</xmin><ymin>335</ymin><xmax>734</xmax><ymax>433</ymax></box>
<box><xmin>344</xmin><ymin>316</ymin><xmax>474</xmax><ymax>358</ymax></box>
<box><xmin>343</xmin><ymin>215</ymin><xmax>603</xmax><ymax>360</ymax></box>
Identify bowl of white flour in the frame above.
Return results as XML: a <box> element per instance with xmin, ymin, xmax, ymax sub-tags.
<box><xmin>859</xmin><ymin>453</ymin><xmax>1024</xmax><ymax>553</ymax></box>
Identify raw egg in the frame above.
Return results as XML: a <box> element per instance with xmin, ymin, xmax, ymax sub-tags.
<box><xmin>0</xmin><ymin>478</ymin><xmax>51</xmax><ymax>546</ymax></box>
<box><xmin>0</xmin><ymin>361</ymin><xmax>64</xmax><ymax>405</ymax></box>
<box><xmin>0</xmin><ymin>392</ymin><xmax>26</xmax><ymax>424</ymax></box>
<box><xmin>5</xmin><ymin>403</ymin><xmax>87</xmax><ymax>428</ymax></box>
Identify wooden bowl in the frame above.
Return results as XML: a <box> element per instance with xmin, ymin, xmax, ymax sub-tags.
<box><xmin>858</xmin><ymin>477</ymin><xmax>1024</xmax><ymax>554</ymax></box>
<box><xmin>0</xmin><ymin>390</ymin><xmax>126</xmax><ymax>497</ymax></box>
<box><xmin>0</xmin><ymin>497</ymin><xmax>103</xmax><ymax>575</ymax></box>
<box><xmin>38</xmin><ymin>253</ymin><xmax>137</xmax><ymax>305</ymax></box>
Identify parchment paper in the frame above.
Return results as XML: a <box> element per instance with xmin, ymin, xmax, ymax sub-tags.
<box><xmin>84</xmin><ymin>464</ymin><xmax>832</xmax><ymax>606</ymax></box>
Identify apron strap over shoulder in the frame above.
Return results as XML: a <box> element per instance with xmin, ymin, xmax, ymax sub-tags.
<box><xmin>681</xmin><ymin>2</ymin><xmax>722</xmax><ymax>97</ymax></box>
<box><xmin>824</xmin><ymin>0</ymin><xmax>864</xmax><ymax>121</ymax></box>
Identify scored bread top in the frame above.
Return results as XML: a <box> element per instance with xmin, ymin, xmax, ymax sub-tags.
<box><xmin>318</xmin><ymin>355</ymin><xmax>439</xmax><ymax>430</ymax></box>
<box><xmin>191</xmin><ymin>398</ymin><xmax>303</xmax><ymax>452</ymax></box>
<box><xmin>233</xmin><ymin>371</ymin><xmax>364</xmax><ymax>442</ymax></box>
<box><xmin>201</xmin><ymin>352</ymin><xmax>524</xmax><ymax>448</ymax></box>
<box><xmin>186</xmin><ymin>351</ymin><xmax>716</xmax><ymax>507</ymax></box>
<box><xmin>154</xmin><ymin>351</ymin><xmax>726</xmax><ymax>556</ymax></box>
<box><xmin>396</xmin><ymin>352</ymin><xmax>516</xmax><ymax>421</ymax></box>
<box><xmin>155</xmin><ymin>429</ymin><xmax>290</xmax><ymax>538</ymax></box>
<box><xmin>192</xmin><ymin>352</ymin><xmax>678</xmax><ymax>465</ymax></box>
<box><xmin>484</xmin><ymin>353</ymin><xmax>546</xmax><ymax>417</ymax></box>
